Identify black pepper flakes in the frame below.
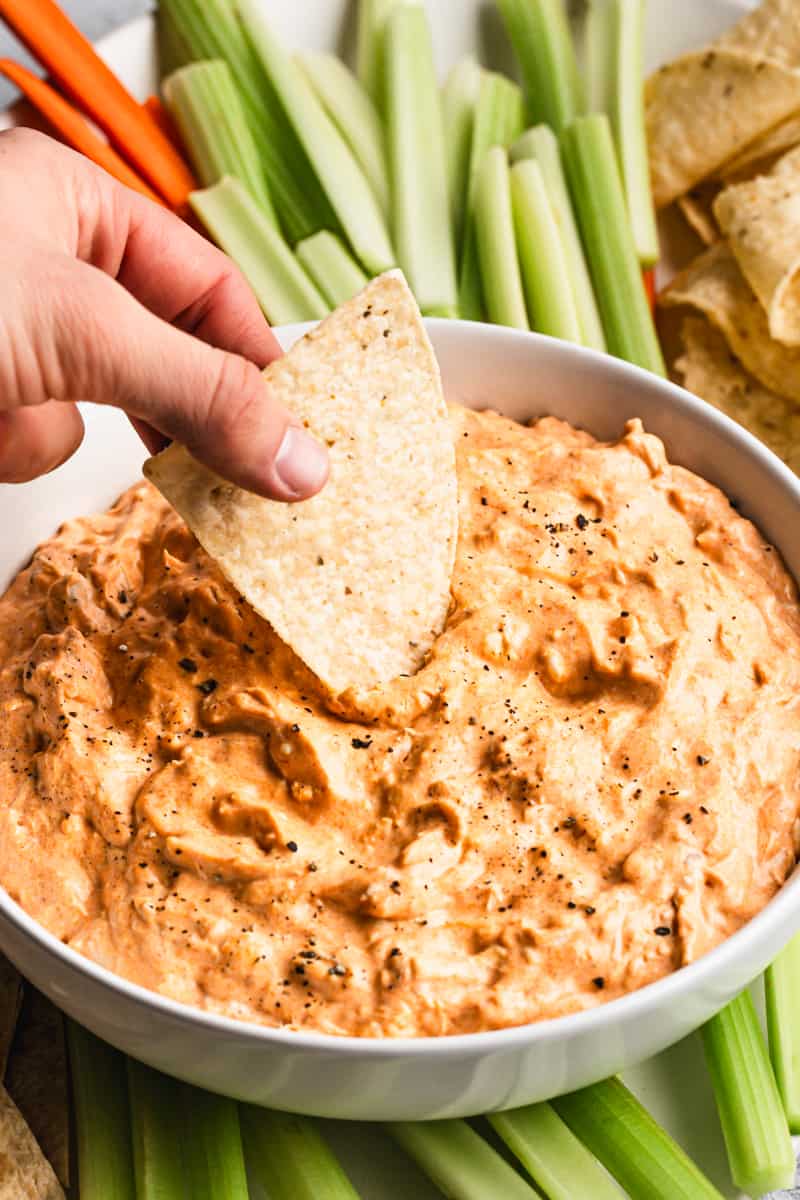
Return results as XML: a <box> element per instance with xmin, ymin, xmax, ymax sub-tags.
<box><xmin>351</xmin><ymin>737</ymin><xmax>373</xmax><ymax>749</ymax></box>
<box><xmin>286</xmin><ymin>841</ymin><xmax>299</xmax><ymax>853</ymax></box>
<box><xmin>592</xmin><ymin>977</ymin><xmax>605</xmax><ymax>990</ymax></box>
<box><xmin>696</xmin><ymin>755</ymin><xmax>710</xmax><ymax>766</ymax></box>
<box><xmin>197</xmin><ymin>678</ymin><xmax>218</xmax><ymax>695</ymax></box>
<box><xmin>654</xmin><ymin>926</ymin><xmax>672</xmax><ymax>937</ymax></box>
<box><xmin>576</xmin><ymin>513</ymin><xmax>589</xmax><ymax>530</ymax></box>
<box><xmin>178</xmin><ymin>658</ymin><xmax>198</xmax><ymax>674</ymax></box>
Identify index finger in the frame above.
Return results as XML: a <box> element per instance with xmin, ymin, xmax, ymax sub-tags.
<box><xmin>89</xmin><ymin>175</ymin><xmax>282</xmax><ymax>368</ymax></box>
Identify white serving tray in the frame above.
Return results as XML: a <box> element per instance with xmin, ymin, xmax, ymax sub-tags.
<box><xmin>2</xmin><ymin>2</ymin><xmax>796</xmax><ymax>1196</ymax></box>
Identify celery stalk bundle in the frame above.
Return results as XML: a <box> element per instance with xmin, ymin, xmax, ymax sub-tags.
<box><xmin>237</xmin><ymin>0</ymin><xmax>394</xmax><ymax>277</ymax></box>
<box><xmin>158</xmin><ymin>0</ymin><xmax>335</xmax><ymax>243</ymax></box>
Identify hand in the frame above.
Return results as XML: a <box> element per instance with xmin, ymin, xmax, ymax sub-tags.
<box><xmin>0</xmin><ymin>128</ymin><xmax>329</xmax><ymax>499</ymax></box>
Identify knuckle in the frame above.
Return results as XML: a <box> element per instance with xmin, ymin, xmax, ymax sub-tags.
<box><xmin>196</xmin><ymin>352</ymin><xmax>276</xmax><ymax>457</ymax></box>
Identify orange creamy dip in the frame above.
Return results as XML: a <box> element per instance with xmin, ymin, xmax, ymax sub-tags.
<box><xmin>1</xmin><ymin>410</ymin><xmax>799</xmax><ymax>1037</ymax></box>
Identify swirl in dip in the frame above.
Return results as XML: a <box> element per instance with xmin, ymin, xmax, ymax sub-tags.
<box><xmin>0</xmin><ymin>409</ymin><xmax>799</xmax><ymax>1037</ymax></box>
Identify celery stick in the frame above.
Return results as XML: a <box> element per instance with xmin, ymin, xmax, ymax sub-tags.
<box><xmin>388</xmin><ymin>1120</ymin><xmax>541</xmax><ymax>1200</ymax></box>
<box><xmin>443</xmin><ymin>57</ymin><xmax>482</xmax><ymax>253</ymax></box>
<box><xmin>191</xmin><ymin>178</ymin><xmax>328</xmax><ymax>325</ymax></box>
<box><xmin>611</xmin><ymin>0</ymin><xmax>659</xmax><ymax>264</ymax></box>
<box><xmin>702</xmin><ymin>990</ymin><xmax>795</xmax><ymax>1197</ymax></box>
<box><xmin>496</xmin><ymin>0</ymin><xmax>585</xmax><ymax>133</ymax></box>
<box><xmin>489</xmin><ymin>1103</ymin><xmax>624</xmax><ymax>1200</ymax></box>
<box><xmin>561</xmin><ymin>114</ymin><xmax>665</xmax><ymax>373</ymax></box>
<box><xmin>241</xmin><ymin>1106</ymin><xmax>360</xmax><ymax>1199</ymax></box>
<box><xmin>356</xmin><ymin>0</ymin><xmax>401</xmax><ymax>107</ymax></box>
<box><xmin>238</xmin><ymin>0</ymin><xmax>394</xmax><ymax>276</ymax></box>
<box><xmin>385</xmin><ymin>3</ymin><xmax>458</xmax><ymax>316</ymax></box>
<box><xmin>127</xmin><ymin>1059</ymin><xmax>185</xmax><ymax>1200</ymax></box>
<box><xmin>459</xmin><ymin>70</ymin><xmax>525</xmax><ymax>321</ymax></box>
<box><xmin>580</xmin><ymin>1</ymin><xmax>658</xmax><ymax>264</ymax></box>
<box><xmin>581</xmin><ymin>0</ymin><xmax>615</xmax><ymax>114</ymax></box>
<box><xmin>766</xmin><ymin>931</ymin><xmax>800</xmax><ymax>1132</ymax></box>
<box><xmin>296</xmin><ymin>51</ymin><xmax>390</xmax><ymax>218</ymax></box>
<box><xmin>296</xmin><ymin>232</ymin><xmax>369</xmax><ymax>307</ymax></box>
<box><xmin>67</xmin><ymin>1022</ymin><xmax>135</xmax><ymax>1200</ymax></box>
<box><xmin>475</xmin><ymin>147</ymin><xmax>529</xmax><ymax>330</ymax></box>
<box><xmin>159</xmin><ymin>0</ymin><xmax>335</xmax><ymax>243</ymax></box>
<box><xmin>553</xmin><ymin>1076</ymin><xmax>726</xmax><ymax>1200</ymax></box>
<box><xmin>511</xmin><ymin>159</ymin><xmax>581</xmax><ymax>342</ymax></box>
<box><xmin>511</xmin><ymin>125</ymin><xmax>605</xmax><ymax>350</ymax></box>
<box><xmin>181</xmin><ymin>1087</ymin><xmax>248</xmax><ymax>1200</ymax></box>
<box><xmin>163</xmin><ymin>61</ymin><xmax>276</xmax><ymax>223</ymax></box>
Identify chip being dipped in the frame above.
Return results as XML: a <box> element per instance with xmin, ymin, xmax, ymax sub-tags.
<box><xmin>145</xmin><ymin>270</ymin><xmax>458</xmax><ymax>696</ymax></box>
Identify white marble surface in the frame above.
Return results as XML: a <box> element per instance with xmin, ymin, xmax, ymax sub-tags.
<box><xmin>0</xmin><ymin>0</ymin><xmax>151</xmax><ymax>107</ymax></box>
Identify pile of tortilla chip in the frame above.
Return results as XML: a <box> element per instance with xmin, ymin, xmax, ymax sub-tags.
<box><xmin>0</xmin><ymin>957</ymin><xmax>69</xmax><ymax>1198</ymax></box>
<box><xmin>648</xmin><ymin>0</ymin><xmax>800</xmax><ymax>471</ymax></box>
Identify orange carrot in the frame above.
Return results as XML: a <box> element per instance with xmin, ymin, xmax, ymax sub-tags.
<box><xmin>143</xmin><ymin>94</ymin><xmax>185</xmax><ymax>155</ymax></box>
<box><xmin>642</xmin><ymin>266</ymin><xmax>657</xmax><ymax>314</ymax></box>
<box><xmin>0</xmin><ymin>0</ymin><xmax>196</xmax><ymax>209</ymax></box>
<box><xmin>0</xmin><ymin>59</ymin><xmax>163</xmax><ymax>203</ymax></box>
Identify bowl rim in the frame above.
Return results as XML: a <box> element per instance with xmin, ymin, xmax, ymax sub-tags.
<box><xmin>3</xmin><ymin>317</ymin><xmax>800</xmax><ymax>1056</ymax></box>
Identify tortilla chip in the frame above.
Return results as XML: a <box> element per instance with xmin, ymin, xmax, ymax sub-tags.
<box><xmin>677</xmin><ymin>181</ymin><xmax>722</xmax><ymax>246</ymax></box>
<box><xmin>6</xmin><ymin>989</ymin><xmax>68</xmax><ymax>1188</ymax></box>
<box><xmin>0</xmin><ymin>1083</ymin><xmax>63</xmax><ymax>1199</ymax></box>
<box><xmin>0</xmin><ymin>958</ymin><xmax>21</xmax><ymax>1078</ymax></box>
<box><xmin>646</xmin><ymin>48</ymin><xmax>800</xmax><ymax>209</ymax></box>
<box><xmin>660</xmin><ymin>241</ymin><xmax>800</xmax><ymax>402</ymax></box>
<box><xmin>720</xmin><ymin>107</ymin><xmax>800</xmax><ymax>180</ymax></box>
<box><xmin>714</xmin><ymin>144</ymin><xmax>800</xmax><ymax>344</ymax></box>
<box><xmin>675</xmin><ymin>315</ymin><xmax>800</xmax><ymax>473</ymax></box>
<box><xmin>145</xmin><ymin>271</ymin><xmax>458</xmax><ymax>696</ymax></box>
<box><xmin>715</xmin><ymin>0</ymin><xmax>800</xmax><ymax>71</ymax></box>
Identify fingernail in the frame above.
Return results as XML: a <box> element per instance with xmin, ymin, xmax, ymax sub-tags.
<box><xmin>273</xmin><ymin>425</ymin><xmax>329</xmax><ymax>499</ymax></box>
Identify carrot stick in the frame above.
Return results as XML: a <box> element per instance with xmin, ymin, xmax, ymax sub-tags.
<box><xmin>0</xmin><ymin>59</ymin><xmax>163</xmax><ymax>203</ymax></box>
<box><xmin>0</xmin><ymin>0</ymin><xmax>195</xmax><ymax>209</ymax></box>
<box><xmin>143</xmin><ymin>95</ymin><xmax>185</xmax><ymax>155</ymax></box>
<box><xmin>642</xmin><ymin>266</ymin><xmax>657</xmax><ymax>313</ymax></box>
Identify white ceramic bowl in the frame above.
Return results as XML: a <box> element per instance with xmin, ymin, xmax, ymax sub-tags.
<box><xmin>2</xmin><ymin>319</ymin><xmax>800</xmax><ymax>1119</ymax></box>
